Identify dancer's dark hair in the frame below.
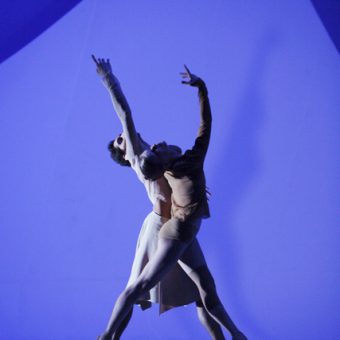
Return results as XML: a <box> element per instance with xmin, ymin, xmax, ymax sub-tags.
<box><xmin>107</xmin><ymin>140</ymin><xmax>131</xmax><ymax>167</ymax></box>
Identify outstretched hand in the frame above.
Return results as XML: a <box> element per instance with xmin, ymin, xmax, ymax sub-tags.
<box><xmin>180</xmin><ymin>65</ymin><xmax>201</xmax><ymax>87</ymax></box>
<box><xmin>92</xmin><ymin>54</ymin><xmax>112</xmax><ymax>77</ymax></box>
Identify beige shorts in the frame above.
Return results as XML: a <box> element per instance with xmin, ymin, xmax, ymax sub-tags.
<box><xmin>159</xmin><ymin>217</ymin><xmax>201</xmax><ymax>243</ymax></box>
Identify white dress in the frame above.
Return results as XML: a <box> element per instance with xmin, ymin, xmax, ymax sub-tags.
<box><xmin>125</xmin><ymin>154</ymin><xmax>200</xmax><ymax>313</ymax></box>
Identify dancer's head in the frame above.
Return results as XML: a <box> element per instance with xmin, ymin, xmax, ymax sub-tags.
<box><xmin>108</xmin><ymin>133</ymin><xmax>131</xmax><ymax>167</ymax></box>
<box><xmin>140</xmin><ymin>141</ymin><xmax>182</xmax><ymax>180</ymax></box>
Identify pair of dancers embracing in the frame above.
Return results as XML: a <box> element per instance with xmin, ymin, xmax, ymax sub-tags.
<box><xmin>92</xmin><ymin>55</ymin><xmax>246</xmax><ymax>340</ymax></box>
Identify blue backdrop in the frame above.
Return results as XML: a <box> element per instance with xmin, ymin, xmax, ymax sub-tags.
<box><xmin>0</xmin><ymin>1</ymin><xmax>339</xmax><ymax>339</ymax></box>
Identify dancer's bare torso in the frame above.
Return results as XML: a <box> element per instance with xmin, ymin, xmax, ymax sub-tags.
<box><xmin>152</xmin><ymin>177</ymin><xmax>172</xmax><ymax>218</ymax></box>
<box><xmin>127</xmin><ymin>146</ymin><xmax>172</xmax><ymax>219</ymax></box>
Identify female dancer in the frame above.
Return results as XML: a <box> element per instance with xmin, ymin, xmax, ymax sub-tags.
<box><xmin>92</xmin><ymin>55</ymin><xmax>225</xmax><ymax>339</ymax></box>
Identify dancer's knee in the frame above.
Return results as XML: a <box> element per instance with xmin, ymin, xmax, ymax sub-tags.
<box><xmin>120</xmin><ymin>286</ymin><xmax>138</xmax><ymax>305</ymax></box>
<box><xmin>125</xmin><ymin>278</ymin><xmax>153</xmax><ymax>301</ymax></box>
<box><xmin>191</xmin><ymin>265</ymin><xmax>219</xmax><ymax>309</ymax></box>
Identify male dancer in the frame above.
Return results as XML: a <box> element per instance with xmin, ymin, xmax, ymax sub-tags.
<box><xmin>95</xmin><ymin>58</ymin><xmax>247</xmax><ymax>340</ymax></box>
<box><xmin>92</xmin><ymin>56</ymin><xmax>225</xmax><ymax>339</ymax></box>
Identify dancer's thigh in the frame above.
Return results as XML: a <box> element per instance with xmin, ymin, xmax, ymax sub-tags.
<box><xmin>178</xmin><ymin>238</ymin><xmax>207</xmax><ymax>275</ymax></box>
<box><xmin>126</xmin><ymin>212</ymin><xmax>163</xmax><ymax>287</ymax></box>
<box><xmin>132</xmin><ymin>237</ymin><xmax>189</xmax><ymax>290</ymax></box>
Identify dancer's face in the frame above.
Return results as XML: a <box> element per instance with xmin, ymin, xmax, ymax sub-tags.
<box><xmin>113</xmin><ymin>133</ymin><xmax>126</xmax><ymax>154</ymax></box>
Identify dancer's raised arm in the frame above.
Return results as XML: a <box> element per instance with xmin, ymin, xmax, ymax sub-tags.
<box><xmin>92</xmin><ymin>55</ymin><xmax>142</xmax><ymax>159</ymax></box>
<box><xmin>181</xmin><ymin>65</ymin><xmax>212</xmax><ymax>165</ymax></box>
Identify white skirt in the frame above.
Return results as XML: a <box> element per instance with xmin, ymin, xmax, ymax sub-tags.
<box><xmin>126</xmin><ymin>211</ymin><xmax>200</xmax><ymax>314</ymax></box>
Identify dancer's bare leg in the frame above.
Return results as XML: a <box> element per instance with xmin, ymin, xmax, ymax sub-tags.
<box><xmin>178</xmin><ymin>240</ymin><xmax>247</xmax><ymax>340</ymax></box>
<box><xmin>99</xmin><ymin>236</ymin><xmax>246</xmax><ymax>339</ymax></box>
<box><xmin>112</xmin><ymin>307</ymin><xmax>133</xmax><ymax>340</ymax></box>
<box><xmin>187</xmin><ymin>266</ymin><xmax>246</xmax><ymax>340</ymax></box>
<box><xmin>99</xmin><ymin>238</ymin><xmax>189</xmax><ymax>339</ymax></box>
<box><xmin>196</xmin><ymin>300</ymin><xmax>225</xmax><ymax>340</ymax></box>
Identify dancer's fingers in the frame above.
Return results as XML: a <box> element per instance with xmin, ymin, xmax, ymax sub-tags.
<box><xmin>184</xmin><ymin>64</ymin><xmax>191</xmax><ymax>75</ymax></box>
<box><xmin>91</xmin><ymin>54</ymin><xmax>99</xmax><ymax>65</ymax></box>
